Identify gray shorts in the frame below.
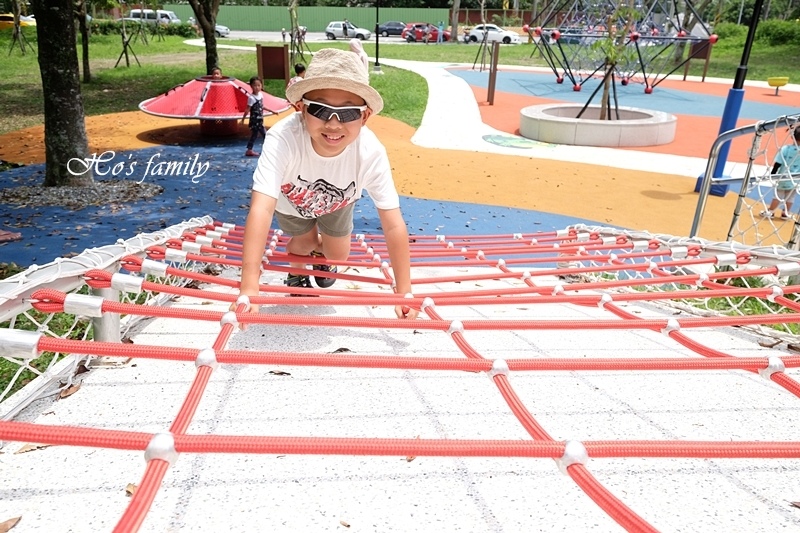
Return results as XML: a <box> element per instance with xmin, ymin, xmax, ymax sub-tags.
<box><xmin>275</xmin><ymin>203</ymin><xmax>355</xmax><ymax>238</ymax></box>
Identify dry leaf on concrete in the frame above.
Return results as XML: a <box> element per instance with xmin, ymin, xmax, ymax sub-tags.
<box><xmin>790</xmin><ymin>501</ymin><xmax>800</xmax><ymax>509</ymax></box>
<box><xmin>339</xmin><ymin>520</ymin><xmax>351</xmax><ymax>528</ymax></box>
<box><xmin>14</xmin><ymin>443</ymin><xmax>50</xmax><ymax>454</ymax></box>
<box><xmin>125</xmin><ymin>483</ymin><xmax>138</xmax><ymax>497</ymax></box>
<box><xmin>0</xmin><ymin>516</ymin><xmax>21</xmax><ymax>532</ymax></box>
<box><xmin>59</xmin><ymin>383</ymin><xmax>81</xmax><ymax>399</ymax></box>
<box><xmin>268</xmin><ymin>370</ymin><xmax>291</xmax><ymax>376</ymax></box>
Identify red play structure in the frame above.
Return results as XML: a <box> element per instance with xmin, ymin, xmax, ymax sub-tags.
<box><xmin>139</xmin><ymin>75</ymin><xmax>292</xmax><ymax>135</ymax></box>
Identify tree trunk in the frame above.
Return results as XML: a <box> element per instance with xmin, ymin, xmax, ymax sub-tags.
<box><xmin>599</xmin><ymin>63</ymin><xmax>613</xmax><ymax>120</ymax></box>
<box><xmin>77</xmin><ymin>0</ymin><xmax>91</xmax><ymax>83</ymax></box>
<box><xmin>187</xmin><ymin>0</ymin><xmax>221</xmax><ymax>74</ymax></box>
<box><xmin>30</xmin><ymin>0</ymin><xmax>93</xmax><ymax>187</ymax></box>
<box><xmin>451</xmin><ymin>0</ymin><xmax>461</xmax><ymax>45</ymax></box>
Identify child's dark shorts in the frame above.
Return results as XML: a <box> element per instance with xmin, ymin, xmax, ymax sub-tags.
<box><xmin>275</xmin><ymin>203</ymin><xmax>355</xmax><ymax>238</ymax></box>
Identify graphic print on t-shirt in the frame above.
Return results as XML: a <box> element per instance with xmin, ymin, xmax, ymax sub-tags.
<box><xmin>281</xmin><ymin>176</ymin><xmax>357</xmax><ymax>218</ymax></box>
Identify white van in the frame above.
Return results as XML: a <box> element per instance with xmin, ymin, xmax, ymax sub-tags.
<box><xmin>126</xmin><ymin>9</ymin><xmax>181</xmax><ymax>25</ymax></box>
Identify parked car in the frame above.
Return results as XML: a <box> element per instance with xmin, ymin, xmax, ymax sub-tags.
<box><xmin>401</xmin><ymin>22</ymin><xmax>451</xmax><ymax>43</ymax></box>
<box><xmin>377</xmin><ymin>20</ymin><xmax>405</xmax><ymax>37</ymax></box>
<box><xmin>0</xmin><ymin>13</ymin><xmax>35</xmax><ymax>30</ymax></box>
<box><xmin>123</xmin><ymin>9</ymin><xmax>181</xmax><ymax>25</ymax></box>
<box><xmin>188</xmin><ymin>16</ymin><xmax>230</xmax><ymax>38</ymax></box>
<box><xmin>325</xmin><ymin>21</ymin><xmax>371</xmax><ymax>40</ymax></box>
<box><xmin>467</xmin><ymin>24</ymin><xmax>521</xmax><ymax>44</ymax></box>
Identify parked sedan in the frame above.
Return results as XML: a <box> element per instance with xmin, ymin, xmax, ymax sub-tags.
<box><xmin>377</xmin><ymin>20</ymin><xmax>405</xmax><ymax>37</ymax></box>
<box><xmin>467</xmin><ymin>23</ymin><xmax>521</xmax><ymax>44</ymax></box>
<box><xmin>325</xmin><ymin>20</ymin><xmax>371</xmax><ymax>40</ymax></box>
<box><xmin>401</xmin><ymin>22</ymin><xmax>451</xmax><ymax>43</ymax></box>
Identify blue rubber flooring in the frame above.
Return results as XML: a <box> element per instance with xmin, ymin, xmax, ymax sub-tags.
<box><xmin>0</xmin><ymin>139</ymin><xmax>599</xmax><ymax>267</ymax></box>
<box><xmin>449</xmin><ymin>69</ymin><xmax>799</xmax><ymax>121</ymax></box>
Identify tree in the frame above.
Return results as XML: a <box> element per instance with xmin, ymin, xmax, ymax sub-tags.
<box><xmin>451</xmin><ymin>0</ymin><xmax>462</xmax><ymax>45</ymax></box>
<box><xmin>30</xmin><ymin>0</ymin><xmax>94</xmax><ymax>187</ymax></box>
<box><xmin>187</xmin><ymin>0</ymin><xmax>222</xmax><ymax>74</ymax></box>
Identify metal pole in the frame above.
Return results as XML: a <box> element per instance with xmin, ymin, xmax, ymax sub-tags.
<box><xmin>707</xmin><ymin>0</ymin><xmax>764</xmax><ymax>187</ymax></box>
<box><xmin>373</xmin><ymin>0</ymin><xmax>382</xmax><ymax>74</ymax></box>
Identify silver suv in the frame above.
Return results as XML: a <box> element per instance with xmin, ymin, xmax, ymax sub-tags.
<box><xmin>325</xmin><ymin>21</ymin><xmax>371</xmax><ymax>40</ymax></box>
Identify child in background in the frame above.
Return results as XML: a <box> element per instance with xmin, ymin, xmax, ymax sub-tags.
<box><xmin>242</xmin><ymin>76</ymin><xmax>267</xmax><ymax>157</ymax></box>
<box><xmin>211</xmin><ymin>67</ymin><xmax>222</xmax><ymax>79</ymax></box>
<box><xmin>236</xmin><ymin>48</ymin><xmax>418</xmax><ymax>320</ymax></box>
<box><xmin>761</xmin><ymin>127</ymin><xmax>800</xmax><ymax>220</ymax></box>
<box><xmin>287</xmin><ymin>63</ymin><xmax>306</xmax><ymax>88</ymax></box>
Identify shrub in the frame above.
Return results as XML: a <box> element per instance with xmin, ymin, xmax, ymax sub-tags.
<box><xmin>756</xmin><ymin>19</ymin><xmax>800</xmax><ymax>46</ymax></box>
<box><xmin>713</xmin><ymin>22</ymin><xmax>747</xmax><ymax>41</ymax></box>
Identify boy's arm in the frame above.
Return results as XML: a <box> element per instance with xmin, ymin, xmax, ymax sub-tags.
<box><xmin>377</xmin><ymin>207</ymin><xmax>418</xmax><ymax>319</ymax></box>
<box><xmin>238</xmin><ymin>190</ymin><xmax>277</xmax><ymax>313</ymax></box>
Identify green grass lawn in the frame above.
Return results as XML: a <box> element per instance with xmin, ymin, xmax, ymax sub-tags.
<box><xmin>1</xmin><ymin>29</ymin><xmax>798</xmax><ymax>138</ymax></box>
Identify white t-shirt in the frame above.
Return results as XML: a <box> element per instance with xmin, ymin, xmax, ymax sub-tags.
<box><xmin>252</xmin><ymin>112</ymin><xmax>400</xmax><ymax>218</ymax></box>
<box><xmin>246</xmin><ymin>92</ymin><xmax>263</xmax><ymax>108</ymax></box>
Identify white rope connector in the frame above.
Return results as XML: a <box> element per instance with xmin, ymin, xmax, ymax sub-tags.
<box><xmin>576</xmin><ymin>232</ymin><xmax>590</xmax><ymax>242</ymax></box>
<box><xmin>496</xmin><ymin>259</ymin><xmax>506</xmax><ymax>268</ymax></box>
<box><xmin>558</xmin><ymin>440</ymin><xmax>589</xmax><ymax>475</ymax></box>
<box><xmin>447</xmin><ymin>320</ymin><xmax>464</xmax><ymax>335</ymax></box>
<box><xmin>487</xmin><ymin>359</ymin><xmax>509</xmax><ymax>379</ymax></box>
<box><xmin>530</xmin><ymin>238</ymin><xmax>538</xmax><ymax>245</ymax></box>
<box><xmin>601</xmin><ymin>236</ymin><xmax>616</xmax><ymax>245</ymax></box>
<box><xmin>356</xmin><ymin>233</ymin><xmax>364</xmax><ymax>241</ymax></box>
<box><xmin>767</xmin><ymin>286</ymin><xmax>784</xmax><ymax>303</ymax></box>
<box><xmin>0</xmin><ymin>329</ymin><xmax>42</xmax><ymax>361</ymax></box>
<box><xmin>141</xmin><ymin>258</ymin><xmax>168</xmax><ymax>276</ymax></box>
<box><xmin>421</xmin><ymin>297</ymin><xmax>435</xmax><ymax>311</ymax></box>
<box><xmin>381</xmin><ymin>261</ymin><xmax>390</xmax><ymax>270</ymax></box>
<box><xmin>181</xmin><ymin>241</ymin><xmax>202</xmax><ymax>254</ymax></box>
<box><xmin>360</xmin><ymin>241</ymin><xmax>368</xmax><ymax>249</ymax></box>
<box><xmin>597</xmin><ymin>293</ymin><xmax>613</xmax><ymax>309</ymax></box>
<box><xmin>447</xmin><ymin>241</ymin><xmax>454</xmax><ymax>249</ymax></box>
<box><xmin>264</xmin><ymin>249</ymin><xmax>273</xmax><ymax>258</ymax></box>
<box><xmin>144</xmin><ymin>432</ymin><xmax>179</xmax><ymax>467</ymax></box>
<box><xmin>220</xmin><ymin>311</ymin><xmax>238</xmax><ymax>327</ymax></box>
<box><xmin>236</xmin><ymin>295</ymin><xmax>251</xmax><ymax>307</ymax></box>
<box><xmin>522</xmin><ymin>271</ymin><xmax>531</xmax><ymax>280</ymax></box>
<box><xmin>695</xmin><ymin>273</ymin><xmax>709</xmax><ymax>287</ymax></box>
<box><xmin>367</xmin><ymin>247</ymin><xmax>374</xmax><ymax>255</ymax></box>
<box><xmin>646</xmin><ymin>261</ymin><xmax>658</xmax><ymax>273</ymax></box>
<box><xmin>372</xmin><ymin>253</ymin><xmax>381</xmax><ymax>263</ymax></box>
<box><xmin>607</xmin><ymin>253</ymin><xmax>618</xmax><ymax>264</ymax></box>
<box><xmin>552</xmin><ymin>284</ymin><xmax>565</xmax><ymax>296</ymax></box>
<box><xmin>775</xmin><ymin>262</ymin><xmax>800</xmax><ymax>277</ymax></box>
<box><xmin>205</xmin><ymin>230</ymin><xmax>223</xmax><ymax>240</ymax></box>
<box><xmin>476</xmin><ymin>250</ymin><xmax>485</xmax><ymax>260</ymax></box>
<box><xmin>64</xmin><ymin>293</ymin><xmax>104</xmax><ymax>318</ymax></box>
<box><xmin>661</xmin><ymin>318</ymin><xmax>680</xmax><ymax>335</ymax></box>
<box><xmin>460</xmin><ymin>247</ymin><xmax>468</xmax><ymax>254</ymax></box>
<box><xmin>632</xmin><ymin>240</ymin><xmax>648</xmax><ymax>251</ymax></box>
<box><xmin>715</xmin><ymin>253</ymin><xmax>737</xmax><ymax>267</ymax></box>
<box><xmin>436</xmin><ymin>235</ymin><xmax>446</xmax><ymax>242</ymax></box>
<box><xmin>274</xmin><ymin>229</ymin><xmax>283</xmax><ymax>236</ymax></box>
<box><xmin>110</xmin><ymin>273</ymin><xmax>144</xmax><ymax>294</ymax></box>
<box><xmin>164</xmin><ymin>249</ymin><xmax>188</xmax><ymax>264</ymax></box>
<box><xmin>758</xmin><ymin>356</ymin><xmax>786</xmax><ymax>380</ymax></box>
<box><xmin>195</xmin><ymin>235</ymin><xmax>214</xmax><ymax>246</ymax></box>
<box><xmin>195</xmin><ymin>348</ymin><xmax>218</xmax><ymax>370</ymax></box>
<box><xmin>513</xmin><ymin>233</ymin><xmax>522</xmax><ymax>240</ymax></box>
<box><xmin>670</xmin><ymin>246</ymin><xmax>688</xmax><ymax>259</ymax></box>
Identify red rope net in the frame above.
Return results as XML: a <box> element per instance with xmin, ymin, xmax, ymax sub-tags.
<box><xmin>2</xmin><ymin>221</ymin><xmax>800</xmax><ymax>532</ymax></box>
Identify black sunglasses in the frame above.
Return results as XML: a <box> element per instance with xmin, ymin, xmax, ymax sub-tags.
<box><xmin>302</xmin><ymin>99</ymin><xmax>367</xmax><ymax>123</ymax></box>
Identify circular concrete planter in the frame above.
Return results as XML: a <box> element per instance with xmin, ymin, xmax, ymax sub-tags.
<box><xmin>520</xmin><ymin>103</ymin><xmax>677</xmax><ymax>147</ymax></box>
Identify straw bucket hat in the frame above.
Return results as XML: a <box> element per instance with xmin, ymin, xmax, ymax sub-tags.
<box><xmin>285</xmin><ymin>48</ymin><xmax>383</xmax><ymax>114</ymax></box>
